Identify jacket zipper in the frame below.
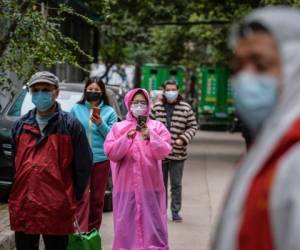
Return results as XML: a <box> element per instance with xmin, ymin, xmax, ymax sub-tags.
<box><xmin>88</xmin><ymin>110</ymin><xmax>92</xmax><ymax>145</ymax></box>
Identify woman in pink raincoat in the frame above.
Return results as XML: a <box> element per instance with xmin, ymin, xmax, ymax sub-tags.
<box><xmin>104</xmin><ymin>88</ymin><xmax>172</xmax><ymax>250</ymax></box>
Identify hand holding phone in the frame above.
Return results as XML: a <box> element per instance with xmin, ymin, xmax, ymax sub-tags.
<box><xmin>92</xmin><ymin>107</ymin><xmax>100</xmax><ymax>117</ymax></box>
<box><xmin>141</xmin><ymin>127</ymin><xmax>150</xmax><ymax>140</ymax></box>
<box><xmin>91</xmin><ymin>107</ymin><xmax>102</xmax><ymax>125</ymax></box>
<box><xmin>136</xmin><ymin>115</ymin><xmax>149</xmax><ymax>139</ymax></box>
<box><xmin>136</xmin><ymin>115</ymin><xmax>147</xmax><ymax>131</ymax></box>
<box><xmin>127</xmin><ymin>129</ymin><xmax>137</xmax><ymax>139</ymax></box>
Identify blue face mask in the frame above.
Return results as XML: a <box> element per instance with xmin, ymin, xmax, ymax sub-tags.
<box><xmin>231</xmin><ymin>72</ymin><xmax>279</xmax><ymax>132</ymax></box>
<box><xmin>31</xmin><ymin>91</ymin><xmax>54</xmax><ymax>112</ymax></box>
<box><xmin>164</xmin><ymin>91</ymin><xmax>178</xmax><ymax>102</ymax></box>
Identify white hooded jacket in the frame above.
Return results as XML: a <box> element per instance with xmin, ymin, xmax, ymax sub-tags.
<box><xmin>213</xmin><ymin>7</ymin><xmax>300</xmax><ymax>250</ymax></box>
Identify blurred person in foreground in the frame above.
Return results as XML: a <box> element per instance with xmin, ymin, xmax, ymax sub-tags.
<box><xmin>213</xmin><ymin>7</ymin><xmax>300</xmax><ymax>250</ymax></box>
<box><xmin>104</xmin><ymin>88</ymin><xmax>171</xmax><ymax>250</ymax></box>
<box><xmin>9</xmin><ymin>71</ymin><xmax>93</xmax><ymax>250</ymax></box>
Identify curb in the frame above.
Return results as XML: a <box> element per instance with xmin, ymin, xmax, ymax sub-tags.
<box><xmin>0</xmin><ymin>231</ymin><xmax>15</xmax><ymax>250</ymax></box>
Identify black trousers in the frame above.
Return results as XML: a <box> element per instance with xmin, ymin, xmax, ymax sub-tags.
<box><xmin>162</xmin><ymin>159</ymin><xmax>185</xmax><ymax>214</ymax></box>
<box><xmin>15</xmin><ymin>232</ymin><xmax>68</xmax><ymax>250</ymax></box>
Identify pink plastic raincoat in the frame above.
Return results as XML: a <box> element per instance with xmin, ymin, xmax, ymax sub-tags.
<box><xmin>104</xmin><ymin>88</ymin><xmax>171</xmax><ymax>250</ymax></box>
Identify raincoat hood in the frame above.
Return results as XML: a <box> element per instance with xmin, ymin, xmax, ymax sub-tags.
<box><xmin>230</xmin><ymin>6</ymin><xmax>300</xmax><ymax>116</ymax></box>
<box><xmin>228</xmin><ymin>6</ymin><xmax>300</xmax><ymax>150</ymax></box>
<box><xmin>124</xmin><ymin>88</ymin><xmax>151</xmax><ymax>120</ymax></box>
<box><xmin>104</xmin><ymin>89</ymin><xmax>171</xmax><ymax>249</ymax></box>
<box><xmin>214</xmin><ymin>7</ymin><xmax>300</xmax><ymax>250</ymax></box>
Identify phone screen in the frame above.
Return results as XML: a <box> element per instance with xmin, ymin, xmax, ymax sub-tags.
<box><xmin>136</xmin><ymin>115</ymin><xmax>147</xmax><ymax>131</ymax></box>
<box><xmin>92</xmin><ymin>107</ymin><xmax>100</xmax><ymax>117</ymax></box>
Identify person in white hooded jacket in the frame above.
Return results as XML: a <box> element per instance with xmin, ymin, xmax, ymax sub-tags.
<box><xmin>213</xmin><ymin>7</ymin><xmax>300</xmax><ymax>250</ymax></box>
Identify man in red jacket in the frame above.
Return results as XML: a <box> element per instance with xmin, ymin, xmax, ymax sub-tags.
<box><xmin>9</xmin><ymin>71</ymin><xmax>93</xmax><ymax>250</ymax></box>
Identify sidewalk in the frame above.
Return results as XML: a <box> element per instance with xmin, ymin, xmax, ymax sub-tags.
<box><xmin>100</xmin><ymin>131</ymin><xmax>243</xmax><ymax>250</ymax></box>
<box><xmin>0</xmin><ymin>204</ymin><xmax>14</xmax><ymax>250</ymax></box>
<box><xmin>0</xmin><ymin>131</ymin><xmax>244</xmax><ymax>250</ymax></box>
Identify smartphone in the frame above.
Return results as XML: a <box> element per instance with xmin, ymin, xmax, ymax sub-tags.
<box><xmin>136</xmin><ymin>115</ymin><xmax>147</xmax><ymax>131</ymax></box>
<box><xmin>92</xmin><ymin>107</ymin><xmax>100</xmax><ymax>117</ymax></box>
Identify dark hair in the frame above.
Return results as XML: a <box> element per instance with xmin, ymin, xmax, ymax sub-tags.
<box><xmin>78</xmin><ymin>77</ymin><xmax>110</xmax><ymax>106</ymax></box>
<box><xmin>238</xmin><ymin>21</ymin><xmax>270</xmax><ymax>39</ymax></box>
<box><xmin>163</xmin><ymin>79</ymin><xmax>178</xmax><ymax>89</ymax></box>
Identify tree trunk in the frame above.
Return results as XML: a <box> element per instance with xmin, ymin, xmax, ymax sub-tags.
<box><xmin>100</xmin><ymin>62</ymin><xmax>113</xmax><ymax>84</ymax></box>
<box><xmin>134</xmin><ymin>63</ymin><xmax>141</xmax><ymax>88</ymax></box>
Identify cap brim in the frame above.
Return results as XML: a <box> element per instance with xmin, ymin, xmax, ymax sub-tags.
<box><xmin>28</xmin><ymin>79</ymin><xmax>58</xmax><ymax>87</ymax></box>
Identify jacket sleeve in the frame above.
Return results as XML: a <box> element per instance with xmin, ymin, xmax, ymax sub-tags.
<box><xmin>70</xmin><ymin>118</ymin><xmax>93</xmax><ymax>201</ymax></box>
<box><xmin>104</xmin><ymin>124</ymin><xmax>133</xmax><ymax>162</ymax></box>
<box><xmin>273</xmin><ymin>143</ymin><xmax>300</xmax><ymax>250</ymax></box>
<box><xmin>97</xmin><ymin>109</ymin><xmax>118</xmax><ymax>137</ymax></box>
<box><xmin>149</xmin><ymin>122</ymin><xmax>172</xmax><ymax>160</ymax></box>
<box><xmin>10</xmin><ymin>121</ymin><xmax>20</xmax><ymax>179</ymax></box>
<box><xmin>282</xmin><ymin>188</ymin><xmax>300</xmax><ymax>250</ymax></box>
<box><xmin>150</xmin><ymin>105</ymin><xmax>156</xmax><ymax>120</ymax></box>
<box><xmin>179</xmin><ymin>106</ymin><xmax>198</xmax><ymax>145</ymax></box>
<box><xmin>70</xmin><ymin>107</ymin><xmax>76</xmax><ymax>117</ymax></box>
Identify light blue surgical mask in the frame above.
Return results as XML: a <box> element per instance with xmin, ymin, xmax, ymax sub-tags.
<box><xmin>164</xmin><ymin>91</ymin><xmax>178</xmax><ymax>102</ymax></box>
<box><xmin>31</xmin><ymin>91</ymin><xmax>55</xmax><ymax>112</ymax></box>
<box><xmin>231</xmin><ymin>72</ymin><xmax>279</xmax><ymax>132</ymax></box>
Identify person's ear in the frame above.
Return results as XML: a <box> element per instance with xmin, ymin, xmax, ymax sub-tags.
<box><xmin>54</xmin><ymin>88</ymin><xmax>59</xmax><ymax>99</ymax></box>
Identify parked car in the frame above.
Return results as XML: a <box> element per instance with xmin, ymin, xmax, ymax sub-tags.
<box><xmin>0</xmin><ymin>83</ymin><xmax>123</xmax><ymax>211</ymax></box>
<box><xmin>106</xmin><ymin>84</ymin><xmax>128</xmax><ymax>119</ymax></box>
<box><xmin>0</xmin><ymin>92</ymin><xmax>10</xmax><ymax>114</ymax></box>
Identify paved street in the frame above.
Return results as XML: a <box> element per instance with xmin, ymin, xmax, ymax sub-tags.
<box><xmin>0</xmin><ymin>131</ymin><xmax>245</xmax><ymax>250</ymax></box>
<box><xmin>0</xmin><ymin>203</ymin><xmax>13</xmax><ymax>250</ymax></box>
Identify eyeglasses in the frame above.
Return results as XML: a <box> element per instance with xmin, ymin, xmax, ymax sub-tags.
<box><xmin>132</xmin><ymin>101</ymin><xmax>147</xmax><ymax>105</ymax></box>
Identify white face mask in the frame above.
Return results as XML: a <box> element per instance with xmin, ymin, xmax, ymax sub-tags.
<box><xmin>130</xmin><ymin>103</ymin><xmax>148</xmax><ymax>118</ymax></box>
<box><xmin>231</xmin><ymin>71</ymin><xmax>279</xmax><ymax>132</ymax></box>
<box><xmin>164</xmin><ymin>90</ymin><xmax>178</xmax><ymax>102</ymax></box>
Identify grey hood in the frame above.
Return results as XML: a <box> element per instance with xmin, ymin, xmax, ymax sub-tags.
<box><xmin>213</xmin><ymin>7</ymin><xmax>300</xmax><ymax>250</ymax></box>
<box><xmin>231</xmin><ymin>7</ymin><xmax>300</xmax><ymax>111</ymax></box>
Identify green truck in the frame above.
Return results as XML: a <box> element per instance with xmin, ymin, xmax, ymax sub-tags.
<box><xmin>141</xmin><ymin>64</ymin><xmax>185</xmax><ymax>92</ymax></box>
<box><xmin>195</xmin><ymin>66</ymin><xmax>235</xmax><ymax>130</ymax></box>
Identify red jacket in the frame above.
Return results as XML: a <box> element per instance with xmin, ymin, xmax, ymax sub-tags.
<box><xmin>238</xmin><ymin>118</ymin><xmax>300</xmax><ymax>250</ymax></box>
<box><xmin>9</xmin><ymin>105</ymin><xmax>93</xmax><ymax>234</ymax></box>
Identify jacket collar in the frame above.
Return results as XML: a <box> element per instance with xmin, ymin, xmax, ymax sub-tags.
<box><xmin>84</xmin><ymin>101</ymin><xmax>104</xmax><ymax>109</ymax></box>
<box><xmin>25</xmin><ymin>102</ymin><xmax>62</xmax><ymax>125</ymax></box>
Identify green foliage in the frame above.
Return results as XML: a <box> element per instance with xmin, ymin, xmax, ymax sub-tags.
<box><xmin>86</xmin><ymin>0</ymin><xmax>258</xmax><ymax>68</ymax></box>
<box><xmin>149</xmin><ymin>26</ymin><xmax>186</xmax><ymax>64</ymax></box>
<box><xmin>146</xmin><ymin>2</ymin><xmax>253</xmax><ymax>67</ymax></box>
<box><xmin>93</xmin><ymin>0</ymin><xmax>300</xmax><ymax>69</ymax></box>
<box><xmin>97</xmin><ymin>4</ymin><xmax>153</xmax><ymax>67</ymax></box>
<box><xmin>0</xmin><ymin>0</ymin><xmax>93</xmax><ymax>91</ymax></box>
<box><xmin>2</xmin><ymin>0</ymin><xmax>300</xmax><ymax>92</ymax></box>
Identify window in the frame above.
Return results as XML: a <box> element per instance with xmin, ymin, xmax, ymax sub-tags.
<box><xmin>7</xmin><ymin>90</ymin><xmax>27</xmax><ymax>117</ymax></box>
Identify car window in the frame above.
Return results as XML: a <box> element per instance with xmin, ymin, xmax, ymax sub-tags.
<box><xmin>56</xmin><ymin>91</ymin><xmax>82</xmax><ymax>112</ymax></box>
<box><xmin>7</xmin><ymin>90</ymin><xmax>27</xmax><ymax>116</ymax></box>
<box><xmin>0</xmin><ymin>93</ymin><xmax>10</xmax><ymax>113</ymax></box>
<box><xmin>106</xmin><ymin>89</ymin><xmax>123</xmax><ymax>120</ymax></box>
<box><xmin>7</xmin><ymin>90</ymin><xmax>82</xmax><ymax>116</ymax></box>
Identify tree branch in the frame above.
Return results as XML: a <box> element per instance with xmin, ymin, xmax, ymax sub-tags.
<box><xmin>0</xmin><ymin>0</ymin><xmax>31</xmax><ymax>58</ymax></box>
<box><xmin>100</xmin><ymin>62</ymin><xmax>113</xmax><ymax>84</ymax></box>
